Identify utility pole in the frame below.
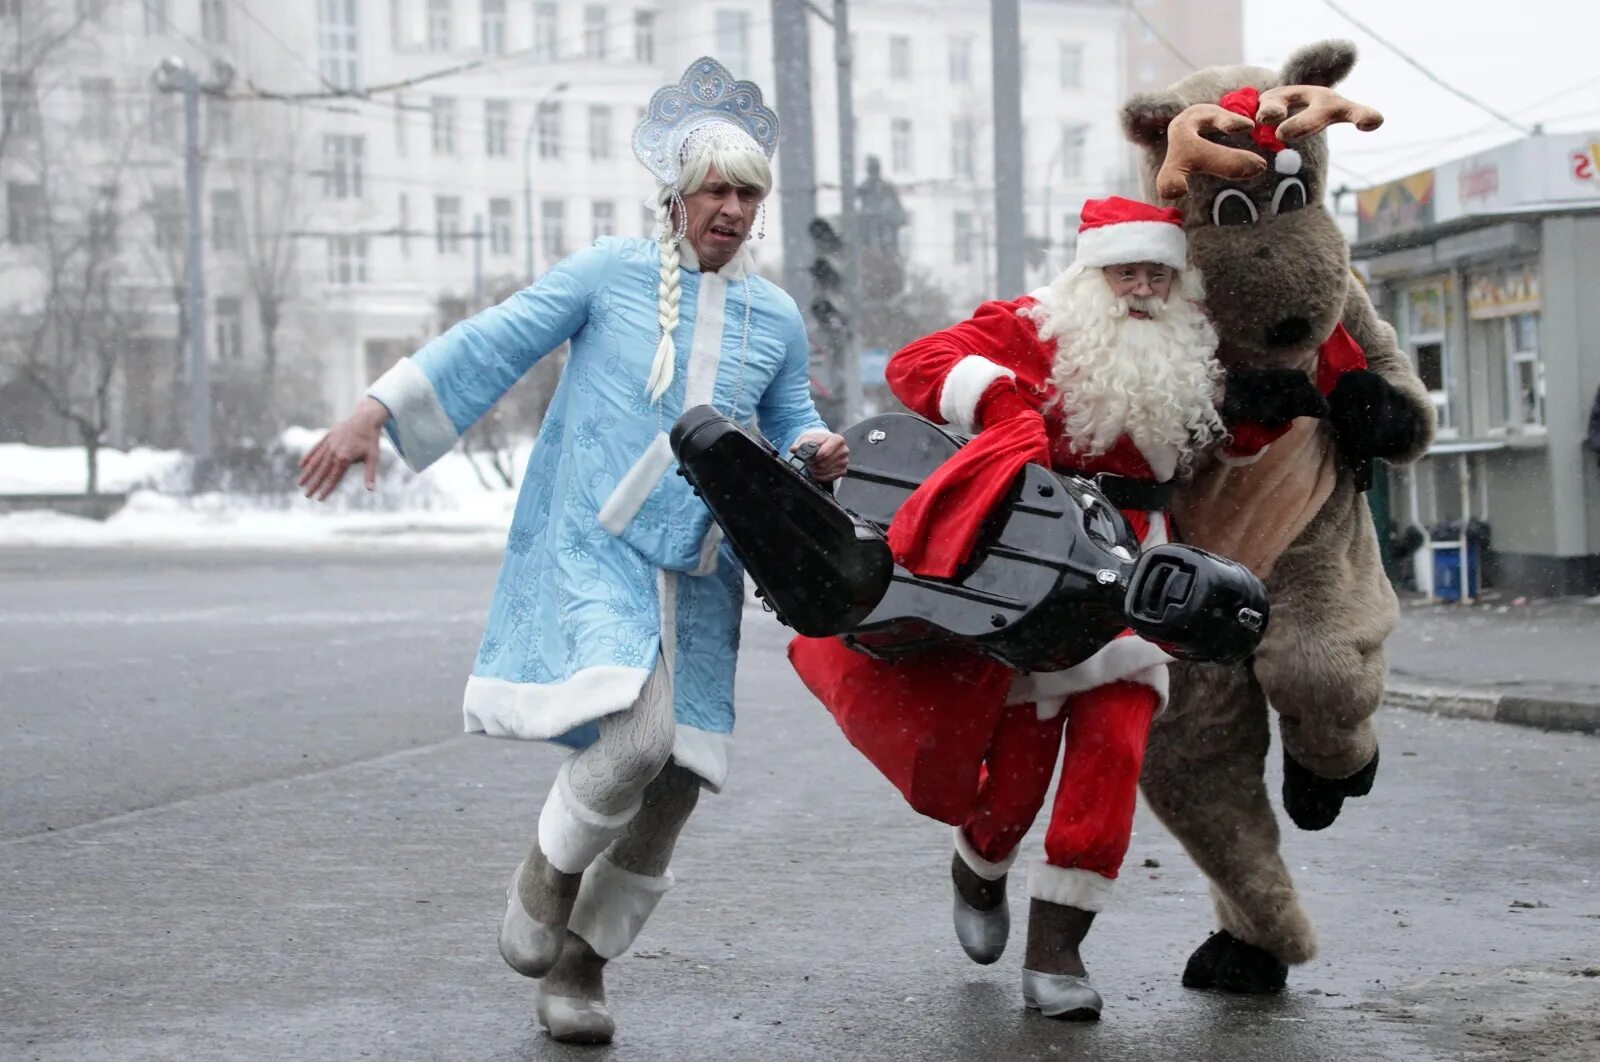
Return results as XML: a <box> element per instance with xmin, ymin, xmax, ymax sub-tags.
<box><xmin>770</xmin><ymin>0</ymin><xmax>817</xmax><ymax>325</ymax></box>
<box><xmin>472</xmin><ymin>213</ymin><xmax>485</xmax><ymax>306</ymax></box>
<box><xmin>521</xmin><ymin>83</ymin><xmax>568</xmax><ymax>283</ymax></box>
<box><xmin>154</xmin><ymin>57</ymin><xmax>232</xmax><ymax>464</ymax></box>
<box><xmin>832</xmin><ymin>0</ymin><xmax>864</xmax><ymax>427</ymax></box>
<box><xmin>991</xmin><ymin>0</ymin><xmax>1026</xmax><ymax>298</ymax></box>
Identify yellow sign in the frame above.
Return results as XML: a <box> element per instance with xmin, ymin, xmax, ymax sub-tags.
<box><xmin>1468</xmin><ymin>264</ymin><xmax>1540</xmax><ymax>319</ymax></box>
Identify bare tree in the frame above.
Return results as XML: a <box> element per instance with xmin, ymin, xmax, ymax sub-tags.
<box><xmin>0</xmin><ymin>7</ymin><xmax>87</xmax><ymax>168</ymax></box>
<box><xmin>228</xmin><ymin>103</ymin><xmax>307</xmax><ymax>395</ymax></box>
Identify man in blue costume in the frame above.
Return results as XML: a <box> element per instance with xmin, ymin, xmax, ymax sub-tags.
<box><xmin>298</xmin><ymin>57</ymin><xmax>848</xmax><ymax>1045</ymax></box>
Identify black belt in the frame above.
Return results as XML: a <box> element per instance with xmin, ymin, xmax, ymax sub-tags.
<box><xmin>1062</xmin><ymin>471</ymin><xmax>1173</xmax><ymax>511</ymax></box>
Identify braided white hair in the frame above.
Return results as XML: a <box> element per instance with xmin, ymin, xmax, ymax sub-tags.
<box><xmin>645</xmin><ymin>129</ymin><xmax>773</xmax><ymax>403</ymax></box>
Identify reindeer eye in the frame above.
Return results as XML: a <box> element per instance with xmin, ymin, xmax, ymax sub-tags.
<box><xmin>1211</xmin><ymin>188</ymin><xmax>1259</xmax><ymax>227</ymax></box>
<box><xmin>1271</xmin><ymin>178</ymin><xmax>1307</xmax><ymax>215</ymax></box>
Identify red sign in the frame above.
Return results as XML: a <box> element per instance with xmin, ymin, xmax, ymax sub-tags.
<box><xmin>1572</xmin><ymin>143</ymin><xmax>1600</xmax><ymax>185</ymax></box>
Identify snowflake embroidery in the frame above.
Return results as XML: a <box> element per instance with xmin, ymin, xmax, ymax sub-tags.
<box><xmin>604</xmin><ymin>594</ymin><xmax>643</xmax><ymax>619</ymax></box>
<box><xmin>575</xmin><ymin>414</ymin><xmax>616</xmax><ymax>449</ymax></box>
<box><xmin>507</xmin><ymin>525</ymin><xmax>535</xmax><ymax>555</ymax></box>
<box><xmin>476</xmin><ymin>636</ymin><xmax>503</xmax><ymax>665</ymax></box>
<box><xmin>600</xmin><ymin>629</ymin><xmax>647</xmax><ymax>668</ymax></box>
<box><xmin>506</xmin><ymin>590</ymin><xmax>537</xmax><ymax>627</ymax></box>
<box><xmin>559</xmin><ymin>530</ymin><xmax>594</xmax><ymax>562</ymax></box>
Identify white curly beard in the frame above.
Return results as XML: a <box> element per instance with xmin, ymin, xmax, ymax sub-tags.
<box><xmin>1024</xmin><ymin>265</ymin><xmax>1225</xmax><ymax>465</ymax></box>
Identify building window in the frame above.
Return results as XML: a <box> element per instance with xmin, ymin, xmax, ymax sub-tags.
<box><xmin>891</xmin><ymin>117</ymin><xmax>912</xmax><ymax>174</ymax></box>
<box><xmin>1059</xmin><ymin>41</ymin><xmax>1082</xmax><ymax>90</ymax></box>
<box><xmin>210</xmin><ymin>189</ymin><xmax>241</xmax><ymax>251</ymax></box>
<box><xmin>481</xmin><ymin>0</ymin><xmax>506</xmax><ymax>55</ymax></box>
<box><xmin>148</xmin><ymin>90</ymin><xmax>178</xmax><ymax>146</ymax></box>
<box><xmin>323</xmin><ymin>134</ymin><xmax>365</xmax><ymax>197</ymax></box>
<box><xmin>206</xmin><ymin>96</ymin><xmax>232</xmax><ymax>147</ymax></box>
<box><xmin>584</xmin><ymin>4</ymin><xmax>607</xmax><ymax>59</ymax></box>
<box><xmin>1504</xmin><ymin>312</ymin><xmax>1544</xmax><ymax>429</ymax></box>
<box><xmin>1402</xmin><ymin>280</ymin><xmax>1453</xmax><ymax>434</ymax></box>
<box><xmin>715</xmin><ymin>9</ymin><xmax>750</xmax><ymax>77</ymax></box>
<box><xmin>588</xmin><ymin>105</ymin><xmax>612</xmax><ymax>161</ymax></box>
<box><xmin>152</xmin><ymin>185</ymin><xmax>183</xmax><ymax>250</ymax></box>
<box><xmin>1059</xmin><ymin>123</ymin><xmax>1088</xmax><ymax>181</ymax></box>
<box><xmin>143</xmin><ymin>0</ymin><xmax>167</xmax><ymax>34</ymax></box>
<box><xmin>399</xmin><ymin>192</ymin><xmax>411</xmax><ymax>256</ymax></box>
<box><xmin>317</xmin><ymin>0</ymin><xmax>361</xmax><ymax>91</ymax></box>
<box><xmin>484</xmin><ymin>99</ymin><xmax>509</xmax><ymax>157</ymax></box>
<box><xmin>2</xmin><ymin>73</ymin><xmax>38</xmax><ymax>139</ymax></box>
<box><xmin>541</xmin><ymin>198</ymin><xmax>565</xmax><ymax>259</ymax></box>
<box><xmin>951</xmin><ymin>117</ymin><xmax>974</xmax><ymax>180</ymax></box>
<box><xmin>327</xmin><ymin>235</ymin><xmax>369</xmax><ymax>284</ymax></box>
<box><xmin>426</xmin><ymin>0</ymin><xmax>452</xmax><ymax>51</ymax></box>
<box><xmin>80</xmin><ymin>77</ymin><xmax>114</xmax><ymax>140</ymax></box>
<box><xmin>592</xmin><ymin>199</ymin><xmax>615</xmax><ymax>239</ymax></box>
<box><xmin>889</xmin><ymin>35</ymin><xmax>911</xmax><ymax>81</ymax></box>
<box><xmin>953</xmin><ymin>210</ymin><xmax>974</xmax><ymax>265</ymax></box>
<box><xmin>435</xmin><ymin>195</ymin><xmax>462</xmax><ymax>253</ymax></box>
<box><xmin>537</xmin><ymin>100</ymin><xmax>561</xmax><ymax>159</ymax></box>
<box><xmin>199</xmin><ymin>0</ymin><xmax>228</xmax><ymax>42</ymax></box>
<box><xmin>948</xmin><ymin>37</ymin><xmax>971</xmax><ymax>84</ymax></box>
<box><xmin>5</xmin><ymin>182</ymin><xmax>42</xmax><ymax>245</ymax></box>
<box><xmin>489</xmin><ymin>196</ymin><xmax>513</xmax><ymax>255</ymax></box>
<box><xmin>88</xmin><ymin>184</ymin><xmax>118</xmax><ymax>249</ymax></box>
<box><xmin>534</xmin><ymin>2</ymin><xmax>559</xmax><ymax>62</ymax></box>
<box><xmin>394</xmin><ymin>91</ymin><xmax>409</xmax><ymax>156</ymax></box>
<box><xmin>634</xmin><ymin>9</ymin><xmax>656</xmax><ymax>63</ymax></box>
<box><xmin>430</xmin><ymin>96</ymin><xmax>456</xmax><ymax>154</ymax></box>
<box><xmin>214</xmin><ymin>296</ymin><xmax>243</xmax><ymax>358</ymax></box>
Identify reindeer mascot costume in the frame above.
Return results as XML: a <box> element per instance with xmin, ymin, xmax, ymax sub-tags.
<box><xmin>1119</xmin><ymin>41</ymin><xmax>1436</xmax><ymax>993</ymax></box>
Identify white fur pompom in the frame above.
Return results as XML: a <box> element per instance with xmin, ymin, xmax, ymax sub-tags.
<box><xmin>1275</xmin><ymin>149</ymin><xmax>1303</xmax><ymax>176</ymax></box>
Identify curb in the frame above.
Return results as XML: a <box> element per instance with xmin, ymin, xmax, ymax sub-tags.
<box><xmin>1386</xmin><ymin>683</ymin><xmax>1600</xmax><ymax>736</ymax></box>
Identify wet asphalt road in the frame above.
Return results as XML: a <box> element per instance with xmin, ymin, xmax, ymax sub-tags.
<box><xmin>2</xmin><ymin>548</ymin><xmax>1597</xmax><ymax>1061</ymax></box>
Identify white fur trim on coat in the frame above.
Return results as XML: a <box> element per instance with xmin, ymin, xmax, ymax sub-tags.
<box><xmin>670</xmin><ymin>724</ymin><xmax>733</xmax><ymax>793</ymax></box>
<box><xmin>1074</xmin><ymin>220</ymin><xmax>1187</xmax><ymax>271</ymax></box>
<box><xmin>1008</xmin><ymin>635</ymin><xmax>1173</xmax><ymax>719</ymax></box>
<box><xmin>366</xmin><ymin>358</ymin><xmax>459</xmax><ymax>473</ymax></box>
<box><xmin>537</xmin><ymin>759</ymin><xmax>642</xmax><ymax>874</ymax></box>
<box><xmin>1132</xmin><ymin>439</ymin><xmax>1180</xmax><ymax>482</ymax></box>
<box><xmin>464</xmin><ymin>666</ymin><xmax>652</xmax><ymax>741</ymax></box>
<box><xmin>938</xmin><ymin>355</ymin><xmax>1016</xmax><ymax>434</ymax></box>
<box><xmin>1028</xmin><ymin>863</ymin><xmax>1116</xmax><ymax>912</ymax></box>
<box><xmin>597</xmin><ymin>433</ymin><xmax>675</xmax><ymax>534</ymax></box>
<box><xmin>954</xmin><ymin>826</ymin><xmax>1018</xmax><ymax>881</ymax></box>
<box><xmin>568</xmin><ymin>854</ymin><xmax>675</xmax><ymax>959</ymax></box>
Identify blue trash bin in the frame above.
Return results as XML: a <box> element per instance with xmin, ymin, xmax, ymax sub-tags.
<box><xmin>1432</xmin><ymin>543</ymin><xmax>1480</xmax><ymax>601</ymax></box>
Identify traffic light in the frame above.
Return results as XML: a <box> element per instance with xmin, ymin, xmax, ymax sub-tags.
<box><xmin>808</xmin><ymin>217</ymin><xmax>848</xmax><ymax>334</ymax></box>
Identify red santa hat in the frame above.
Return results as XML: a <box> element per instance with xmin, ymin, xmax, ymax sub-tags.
<box><xmin>1073</xmin><ymin>196</ymin><xmax>1187</xmax><ymax>271</ymax></box>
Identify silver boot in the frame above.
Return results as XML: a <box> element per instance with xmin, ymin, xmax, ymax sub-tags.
<box><xmin>1022</xmin><ymin>968</ymin><xmax>1103</xmax><ymax>1021</ymax></box>
<box><xmin>952</xmin><ymin>890</ymin><xmax>1010</xmax><ymax>965</ymax></box>
<box><xmin>498</xmin><ymin>858</ymin><xmax>565</xmax><ymax>978</ymax></box>
<box><xmin>536</xmin><ymin>988</ymin><xmax>616</xmax><ymax>1045</ymax></box>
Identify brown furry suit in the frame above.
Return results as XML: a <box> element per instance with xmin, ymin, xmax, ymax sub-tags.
<box><xmin>1119</xmin><ymin>41</ymin><xmax>1437</xmax><ymax>992</ymax></box>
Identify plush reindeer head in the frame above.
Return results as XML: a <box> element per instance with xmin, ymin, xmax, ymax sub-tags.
<box><xmin>1121</xmin><ymin>41</ymin><xmax>1383</xmax><ymax>366</ymax></box>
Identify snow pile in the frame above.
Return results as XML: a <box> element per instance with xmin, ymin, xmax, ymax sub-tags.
<box><xmin>0</xmin><ymin>431</ymin><xmax>532</xmax><ymax>550</ymax></box>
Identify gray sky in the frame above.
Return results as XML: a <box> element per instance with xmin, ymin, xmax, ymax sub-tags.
<box><xmin>1243</xmin><ymin>0</ymin><xmax>1600</xmax><ymax>187</ymax></box>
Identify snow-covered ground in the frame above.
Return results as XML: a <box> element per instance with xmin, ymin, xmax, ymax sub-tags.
<box><xmin>0</xmin><ymin>432</ymin><xmax>526</xmax><ymax>551</ymax></box>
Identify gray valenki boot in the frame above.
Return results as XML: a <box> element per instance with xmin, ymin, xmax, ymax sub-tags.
<box><xmin>500</xmin><ymin>762</ymin><xmax>641</xmax><ymax>979</ymax></box>
<box><xmin>534</xmin><ymin>853</ymin><xmax>675</xmax><ymax>1045</ymax></box>
<box><xmin>950</xmin><ymin>827</ymin><xmax>1015</xmax><ymax>965</ymax></box>
<box><xmin>1021</xmin><ymin>898</ymin><xmax>1103</xmax><ymax>1021</ymax></box>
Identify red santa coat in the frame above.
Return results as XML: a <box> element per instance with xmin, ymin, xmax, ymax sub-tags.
<box><xmin>787</xmin><ymin>293</ymin><xmax>1179</xmax><ymax>825</ymax></box>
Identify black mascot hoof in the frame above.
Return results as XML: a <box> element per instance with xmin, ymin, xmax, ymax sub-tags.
<box><xmin>1181</xmin><ymin>930</ymin><xmax>1288</xmax><ymax>994</ymax></box>
<box><xmin>1282</xmin><ymin>746</ymin><xmax>1379</xmax><ymax>831</ymax></box>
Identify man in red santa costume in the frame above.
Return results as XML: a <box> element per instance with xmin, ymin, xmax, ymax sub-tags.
<box><xmin>789</xmin><ymin>197</ymin><xmax>1231</xmax><ymax>1021</ymax></box>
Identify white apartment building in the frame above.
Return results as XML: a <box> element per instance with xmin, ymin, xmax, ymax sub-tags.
<box><xmin>1</xmin><ymin>1</ymin><xmax>1236</xmax><ymax>443</ymax></box>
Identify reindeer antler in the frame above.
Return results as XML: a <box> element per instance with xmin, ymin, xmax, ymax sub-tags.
<box><xmin>1257</xmin><ymin>84</ymin><xmax>1383</xmax><ymax>142</ymax></box>
<box><xmin>1155</xmin><ymin>104</ymin><xmax>1266</xmax><ymax>201</ymax></box>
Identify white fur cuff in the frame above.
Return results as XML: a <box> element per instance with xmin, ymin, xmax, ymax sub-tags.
<box><xmin>366</xmin><ymin>358</ymin><xmax>459</xmax><ymax>473</ymax></box>
<box><xmin>537</xmin><ymin>761</ymin><xmax>641</xmax><ymax>875</ymax></box>
<box><xmin>1028</xmin><ymin>864</ymin><xmax>1116</xmax><ymax>912</ymax></box>
<box><xmin>954</xmin><ymin>826</ymin><xmax>1019</xmax><ymax>881</ymax></box>
<box><xmin>937</xmin><ymin>355</ymin><xmax>1016</xmax><ymax>435</ymax></box>
<box><xmin>568</xmin><ymin>854</ymin><xmax>675</xmax><ymax>960</ymax></box>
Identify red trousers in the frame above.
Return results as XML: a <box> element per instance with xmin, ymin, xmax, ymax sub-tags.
<box><xmin>962</xmin><ymin>681</ymin><xmax>1160</xmax><ymax>890</ymax></box>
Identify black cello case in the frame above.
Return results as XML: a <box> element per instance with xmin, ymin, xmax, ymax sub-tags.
<box><xmin>670</xmin><ymin>405</ymin><xmax>1268</xmax><ymax>672</ymax></box>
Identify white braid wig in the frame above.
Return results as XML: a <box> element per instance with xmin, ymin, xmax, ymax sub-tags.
<box><xmin>645</xmin><ymin>128</ymin><xmax>773</xmax><ymax>403</ymax></box>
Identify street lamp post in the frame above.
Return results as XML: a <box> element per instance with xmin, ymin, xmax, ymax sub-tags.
<box><xmin>522</xmin><ymin>82</ymin><xmax>569</xmax><ymax>283</ymax></box>
<box><xmin>153</xmin><ymin>56</ymin><xmax>233</xmax><ymax>464</ymax></box>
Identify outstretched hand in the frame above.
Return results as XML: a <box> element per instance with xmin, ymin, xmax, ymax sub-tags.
<box><xmin>296</xmin><ymin>397</ymin><xmax>390</xmax><ymax>500</ymax></box>
<box><xmin>792</xmin><ymin>431</ymin><xmax>850</xmax><ymax>482</ymax></box>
